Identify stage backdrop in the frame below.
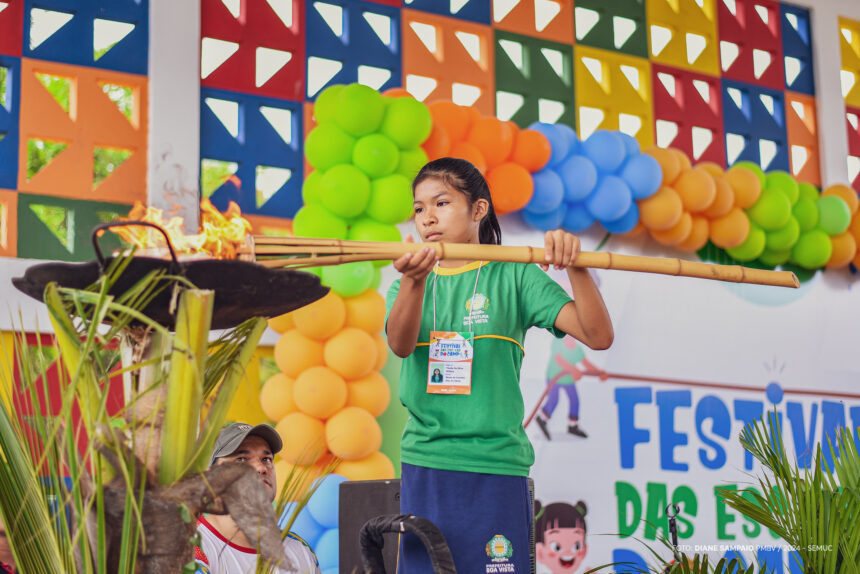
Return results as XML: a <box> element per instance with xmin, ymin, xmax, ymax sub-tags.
<box><xmin>384</xmin><ymin>217</ymin><xmax>860</xmax><ymax>574</ymax></box>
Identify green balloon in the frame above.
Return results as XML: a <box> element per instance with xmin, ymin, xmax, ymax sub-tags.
<box><xmin>765</xmin><ymin>217</ymin><xmax>800</xmax><ymax>251</ymax></box>
<box><xmin>348</xmin><ymin>218</ymin><xmax>402</xmax><ymax>268</ymax></box>
<box><xmin>758</xmin><ymin>248</ymin><xmax>792</xmax><ymax>267</ymax></box>
<box><xmin>302</xmin><ymin>170</ymin><xmax>324</xmax><ymax>205</ymax></box>
<box><xmin>314</xmin><ymin>84</ymin><xmax>344</xmax><ymax>125</ymax></box>
<box><xmin>380</xmin><ymin>97</ymin><xmax>433</xmax><ymax>149</ymax></box>
<box><xmin>798</xmin><ymin>182</ymin><xmax>820</xmax><ymax>202</ymax></box>
<box><xmin>765</xmin><ymin>170</ymin><xmax>799</xmax><ymax>205</ymax></box>
<box><xmin>369</xmin><ymin>267</ymin><xmax>382</xmax><ymax>290</ymax></box>
<box><xmin>303</xmin><ymin>266</ymin><xmax>323</xmax><ymax>279</ymax></box>
<box><xmin>791</xmin><ymin>229</ymin><xmax>833</xmax><ymax>269</ymax></box>
<box><xmin>792</xmin><ymin>197</ymin><xmax>819</xmax><ymax>231</ymax></box>
<box><xmin>292</xmin><ymin>204</ymin><xmax>348</xmax><ymax>239</ymax></box>
<box><xmin>747</xmin><ymin>188</ymin><xmax>792</xmax><ymax>230</ymax></box>
<box><xmin>322</xmin><ymin>261</ymin><xmax>375</xmax><ymax>297</ymax></box>
<box><xmin>353</xmin><ymin>133</ymin><xmax>400</xmax><ymax>178</ymax></box>
<box><xmin>305</xmin><ymin>123</ymin><xmax>356</xmax><ymax>171</ymax></box>
<box><xmin>396</xmin><ymin>147</ymin><xmax>429</xmax><ymax>181</ymax></box>
<box><xmin>334</xmin><ymin>83</ymin><xmax>385</xmax><ymax>137</ymax></box>
<box><xmin>726</xmin><ymin>224</ymin><xmax>766</xmax><ymax>262</ymax></box>
<box><xmin>732</xmin><ymin>161</ymin><xmax>766</xmax><ymax>188</ymax></box>
<box><xmin>319</xmin><ymin>164</ymin><xmax>371</xmax><ymax>218</ymax></box>
<box><xmin>816</xmin><ymin>196</ymin><xmax>851</xmax><ymax>235</ymax></box>
<box><xmin>367</xmin><ymin>174</ymin><xmax>415</xmax><ymax>224</ymax></box>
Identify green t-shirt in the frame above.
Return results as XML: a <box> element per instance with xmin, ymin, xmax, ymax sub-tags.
<box><xmin>545</xmin><ymin>336</ymin><xmax>586</xmax><ymax>386</ymax></box>
<box><xmin>385</xmin><ymin>261</ymin><xmax>572</xmax><ymax>477</ymax></box>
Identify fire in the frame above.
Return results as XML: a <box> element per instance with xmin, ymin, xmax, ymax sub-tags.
<box><xmin>113</xmin><ymin>199</ymin><xmax>252</xmax><ymax>259</ymax></box>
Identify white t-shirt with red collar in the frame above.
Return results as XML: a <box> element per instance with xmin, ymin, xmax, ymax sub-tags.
<box><xmin>194</xmin><ymin>516</ymin><xmax>321</xmax><ymax>574</ymax></box>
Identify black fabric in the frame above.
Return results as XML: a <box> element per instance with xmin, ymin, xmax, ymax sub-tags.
<box><xmin>359</xmin><ymin>514</ymin><xmax>456</xmax><ymax>574</ymax></box>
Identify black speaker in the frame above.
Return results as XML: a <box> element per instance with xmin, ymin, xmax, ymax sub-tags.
<box><xmin>339</xmin><ymin>479</ymin><xmax>401</xmax><ymax>574</ymax></box>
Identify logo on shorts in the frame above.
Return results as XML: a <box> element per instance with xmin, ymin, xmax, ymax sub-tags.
<box><xmin>486</xmin><ymin>534</ymin><xmax>513</xmax><ymax>560</ymax></box>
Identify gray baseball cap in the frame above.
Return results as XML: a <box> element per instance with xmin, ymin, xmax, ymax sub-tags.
<box><xmin>209</xmin><ymin>422</ymin><xmax>283</xmax><ymax>467</ymax></box>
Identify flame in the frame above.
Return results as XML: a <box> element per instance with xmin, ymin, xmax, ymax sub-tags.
<box><xmin>113</xmin><ymin>199</ymin><xmax>252</xmax><ymax>259</ymax></box>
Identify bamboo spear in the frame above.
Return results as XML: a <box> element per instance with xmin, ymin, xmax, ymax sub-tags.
<box><xmin>240</xmin><ymin>236</ymin><xmax>799</xmax><ymax>288</ymax></box>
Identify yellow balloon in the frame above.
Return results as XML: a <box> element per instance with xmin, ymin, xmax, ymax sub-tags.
<box><xmin>344</xmin><ymin>289</ymin><xmax>386</xmax><ymax>333</ymax></box>
<box><xmin>276</xmin><ymin>412</ymin><xmax>326</xmax><ymax>465</ymax></box>
<box><xmin>325</xmin><ymin>406</ymin><xmax>382</xmax><ymax>460</ymax></box>
<box><xmin>268</xmin><ymin>311</ymin><xmax>295</xmax><ymax>334</ymax></box>
<box><xmin>372</xmin><ymin>332</ymin><xmax>389</xmax><ymax>371</ymax></box>
<box><xmin>347</xmin><ymin>371</ymin><xmax>391</xmax><ymax>417</ymax></box>
<box><xmin>293</xmin><ymin>366</ymin><xmax>348</xmax><ymax>419</ymax></box>
<box><xmin>260</xmin><ymin>373</ymin><xmax>297</xmax><ymax>422</ymax></box>
<box><xmin>293</xmin><ymin>292</ymin><xmax>346</xmax><ymax>341</ymax></box>
<box><xmin>335</xmin><ymin>451</ymin><xmax>395</xmax><ymax>481</ymax></box>
<box><xmin>275</xmin><ymin>329</ymin><xmax>324</xmax><ymax>378</ymax></box>
<box><xmin>324</xmin><ymin>327</ymin><xmax>377</xmax><ymax>380</ymax></box>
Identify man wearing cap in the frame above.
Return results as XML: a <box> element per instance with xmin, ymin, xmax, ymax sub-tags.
<box><xmin>195</xmin><ymin>422</ymin><xmax>321</xmax><ymax>574</ymax></box>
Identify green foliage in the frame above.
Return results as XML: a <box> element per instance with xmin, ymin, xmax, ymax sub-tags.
<box><xmin>201</xmin><ymin>159</ymin><xmax>238</xmax><ymax>198</ymax></box>
<box><xmin>100</xmin><ymin>84</ymin><xmax>134</xmax><ymax>122</ymax></box>
<box><xmin>93</xmin><ymin>147</ymin><xmax>132</xmax><ymax>187</ymax></box>
<box><xmin>29</xmin><ymin>203</ymin><xmax>73</xmax><ymax>251</ymax></box>
<box><xmin>0</xmin><ymin>66</ymin><xmax>8</xmax><ymax>108</ymax></box>
<box><xmin>27</xmin><ymin>139</ymin><xmax>69</xmax><ymax>180</ymax></box>
<box><xmin>36</xmin><ymin>73</ymin><xmax>71</xmax><ymax>113</ymax></box>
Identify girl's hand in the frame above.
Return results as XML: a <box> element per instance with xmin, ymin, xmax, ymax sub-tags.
<box><xmin>541</xmin><ymin>229</ymin><xmax>580</xmax><ymax>271</ymax></box>
<box><xmin>393</xmin><ymin>235</ymin><xmax>438</xmax><ymax>283</ymax></box>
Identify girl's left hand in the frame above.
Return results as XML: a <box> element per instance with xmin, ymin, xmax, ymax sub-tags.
<box><xmin>541</xmin><ymin>229</ymin><xmax>580</xmax><ymax>271</ymax></box>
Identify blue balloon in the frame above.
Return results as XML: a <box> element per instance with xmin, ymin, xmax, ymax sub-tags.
<box><xmin>583</xmin><ymin>130</ymin><xmax>626</xmax><ymax>172</ymax></box>
<box><xmin>528</xmin><ymin>122</ymin><xmax>570</xmax><ymax>167</ymax></box>
<box><xmin>617</xmin><ymin>132</ymin><xmax>640</xmax><ymax>157</ymax></box>
<box><xmin>562</xmin><ymin>202</ymin><xmax>595</xmax><ymax>232</ymax></box>
<box><xmin>521</xmin><ymin>202</ymin><xmax>567</xmax><ymax>231</ymax></box>
<box><xmin>557</xmin><ymin>155</ymin><xmax>598</xmax><ymax>202</ymax></box>
<box><xmin>280</xmin><ymin>503</ymin><xmax>325</xmax><ymax>547</ymax></box>
<box><xmin>555</xmin><ymin>123</ymin><xmax>580</xmax><ymax>155</ymax></box>
<box><xmin>525</xmin><ymin>169</ymin><xmax>565</xmax><ymax>214</ymax></box>
<box><xmin>601</xmin><ymin>202</ymin><xmax>640</xmax><ymax>234</ymax></box>
<box><xmin>619</xmin><ymin>153</ymin><xmax>662</xmax><ymax>199</ymax></box>
<box><xmin>307</xmin><ymin>474</ymin><xmax>347</xmax><ymax>529</ymax></box>
<box><xmin>315</xmin><ymin>528</ymin><xmax>339</xmax><ymax>570</ymax></box>
<box><xmin>586</xmin><ymin>175</ymin><xmax>633</xmax><ymax>222</ymax></box>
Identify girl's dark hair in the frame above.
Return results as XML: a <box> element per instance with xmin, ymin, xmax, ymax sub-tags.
<box><xmin>413</xmin><ymin>157</ymin><xmax>502</xmax><ymax>245</ymax></box>
<box><xmin>533</xmin><ymin>500</ymin><xmax>588</xmax><ymax>542</ymax></box>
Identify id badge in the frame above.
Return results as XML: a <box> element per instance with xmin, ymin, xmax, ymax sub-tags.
<box><xmin>427</xmin><ymin>331</ymin><xmax>474</xmax><ymax>395</ymax></box>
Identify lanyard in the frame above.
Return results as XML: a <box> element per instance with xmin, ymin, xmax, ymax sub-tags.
<box><xmin>431</xmin><ymin>262</ymin><xmax>483</xmax><ymax>333</ymax></box>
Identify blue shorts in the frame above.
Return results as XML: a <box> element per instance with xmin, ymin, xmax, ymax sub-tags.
<box><xmin>398</xmin><ymin>463</ymin><xmax>533</xmax><ymax>574</ymax></box>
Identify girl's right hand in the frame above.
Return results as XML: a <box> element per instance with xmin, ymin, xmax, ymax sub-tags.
<box><xmin>393</xmin><ymin>235</ymin><xmax>437</xmax><ymax>283</ymax></box>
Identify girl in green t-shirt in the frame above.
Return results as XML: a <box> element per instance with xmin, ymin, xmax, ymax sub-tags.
<box><xmin>386</xmin><ymin>157</ymin><xmax>613</xmax><ymax>573</ymax></box>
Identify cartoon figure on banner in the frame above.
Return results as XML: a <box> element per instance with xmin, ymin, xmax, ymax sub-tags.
<box><xmin>534</xmin><ymin>500</ymin><xmax>588</xmax><ymax>574</ymax></box>
<box><xmin>535</xmin><ymin>336</ymin><xmax>608</xmax><ymax>439</ymax></box>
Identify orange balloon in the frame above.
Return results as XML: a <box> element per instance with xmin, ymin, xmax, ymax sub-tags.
<box><xmin>346</xmin><ymin>371</ymin><xmax>391</xmax><ymax>417</ymax></box>
<box><xmin>638</xmin><ymin>186</ymin><xmax>684</xmax><ymax>230</ymax></box>
<box><xmin>726</xmin><ymin>167</ymin><xmax>762</xmax><ymax>208</ymax></box>
<box><xmin>382</xmin><ymin>87</ymin><xmax>413</xmax><ymax>98</ymax></box>
<box><xmin>822</xmin><ymin>184</ymin><xmax>859</xmax><ymax>215</ymax></box>
<box><xmin>645</xmin><ymin>147</ymin><xmax>682</xmax><ymax>186</ymax></box>
<box><xmin>675</xmin><ymin>167</ymin><xmax>717</xmax><ymax>212</ymax></box>
<box><xmin>676</xmin><ymin>216</ymin><xmax>710</xmax><ymax>252</ymax></box>
<box><xmin>293</xmin><ymin>366</ymin><xmax>348</xmax><ymax>419</ymax></box>
<box><xmin>267</xmin><ymin>312</ymin><xmax>294</xmax><ymax>334</ymax></box>
<box><xmin>275</xmin><ymin>330</ymin><xmax>324</xmax><ymax>378</ymax></box>
<box><xmin>344</xmin><ymin>289</ymin><xmax>386</xmax><ymax>333</ymax></box>
<box><xmin>324</xmin><ymin>327</ymin><xmax>377</xmax><ymax>379</ymax></box>
<box><xmin>450</xmin><ymin>141</ymin><xmax>487</xmax><ymax>173</ymax></box>
<box><xmin>428</xmin><ymin>101</ymin><xmax>471</xmax><ymax>142</ymax></box>
<box><xmin>511</xmin><ymin>129</ymin><xmax>552</xmax><ymax>172</ymax></box>
<box><xmin>709</xmin><ymin>207</ymin><xmax>751</xmax><ymax>248</ymax></box>
<box><xmin>334</xmin><ymin>451</ymin><xmax>395</xmax><ymax>481</ymax></box>
<box><xmin>466</xmin><ymin>117</ymin><xmax>515</xmax><ymax>168</ymax></box>
<box><xmin>274</xmin><ymin>459</ymin><xmax>322</xmax><ymax>500</ymax></box>
<box><xmin>464</xmin><ymin>106</ymin><xmax>481</xmax><ymax>131</ymax></box>
<box><xmin>671</xmin><ymin>148</ymin><xmax>692</xmax><ymax>172</ymax></box>
<box><xmin>702</xmin><ymin>176</ymin><xmax>735</xmax><ymax>219</ymax></box>
<box><xmin>372</xmin><ymin>332</ymin><xmax>389</xmax><ymax>371</ymax></box>
<box><xmin>260</xmin><ymin>373</ymin><xmax>297</xmax><ymax>422</ymax></box>
<box><xmin>486</xmin><ymin>162</ymin><xmax>534</xmax><ymax>215</ymax></box>
<box><xmin>696</xmin><ymin>161</ymin><xmax>725</xmax><ymax>178</ymax></box>
<box><xmin>276</xmin><ymin>412</ymin><xmax>326</xmax><ymax>465</ymax></box>
<box><xmin>850</xmin><ymin>212</ymin><xmax>860</xmax><ymax>242</ymax></box>
<box><xmin>826</xmin><ymin>232</ymin><xmax>857</xmax><ymax>269</ymax></box>
<box><xmin>325</xmin><ymin>406</ymin><xmax>382</xmax><ymax>460</ymax></box>
<box><xmin>651</xmin><ymin>212</ymin><xmax>693</xmax><ymax>246</ymax></box>
<box><xmin>293</xmin><ymin>291</ymin><xmax>346</xmax><ymax>340</ymax></box>
<box><xmin>422</xmin><ymin>123</ymin><xmax>451</xmax><ymax>160</ymax></box>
